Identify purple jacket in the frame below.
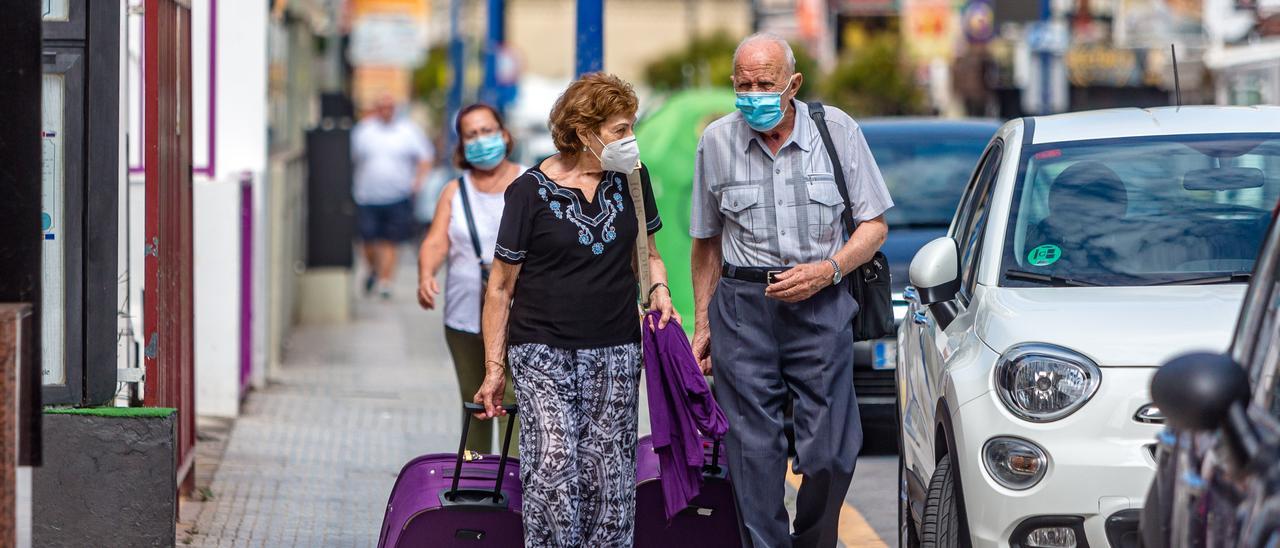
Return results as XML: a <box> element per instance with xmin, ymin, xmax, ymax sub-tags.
<box><xmin>641</xmin><ymin>311</ymin><xmax>730</xmax><ymax>521</ymax></box>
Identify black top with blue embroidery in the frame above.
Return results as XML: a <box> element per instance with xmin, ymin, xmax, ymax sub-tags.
<box><xmin>495</xmin><ymin>163</ymin><xmax>662</xmax><ymax>349</ymax></box>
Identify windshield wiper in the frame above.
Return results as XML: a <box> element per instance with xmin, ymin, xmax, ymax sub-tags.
<box><xmin>1150</xmin><ymin>272</ymin><xmax>1253</xmax><ymax>286</ymax></box>
<box><xmin>1004</xmin><ymin>269</ymin><xmax>1101</xmax><ymax>287</ymax></box>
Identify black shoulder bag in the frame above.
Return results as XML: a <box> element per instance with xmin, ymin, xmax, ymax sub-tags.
<box><xmin>807</xmin><ymin>102</ymin><xmax>895</xmax><ymax>341</ymax></box>
<box><xmin>456</xmin><ymin>177</ymin><xmax>491</xmax><ymax>304</ymax></box>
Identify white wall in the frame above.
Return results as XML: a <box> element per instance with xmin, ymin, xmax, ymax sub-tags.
<box><xmin>193</xmin><ymin>177</ymin><xmax>242</xmax><ymax>418</ymax></box>
<box><xmin>213</xmin><ymin>2</ymin><xmax>270</xmax><ymax>395</ymax></box>
<box><xmin>189</xmin><ymin>0</ymin><xmax>270</xmax><ymax>417</ymax></box>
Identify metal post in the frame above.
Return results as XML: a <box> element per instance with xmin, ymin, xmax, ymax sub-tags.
<box><xmin>576</xmin><ymin>0</ymin><xmax>604</xmax><ymax>75</ymax></box>
<box><xmin>1039</xmin><ymin>0</ymin><xmax>1052</xmax><ymax>114</ymax></box>
<box><xmin>482</xmin><ymin>0</ymin><xmax>504</xmax><ymax>110</ymax></box>
<box><xmin>447</xmin><ymin>0</ymin><xmax>465</xmax><ymax>148</ymax></box>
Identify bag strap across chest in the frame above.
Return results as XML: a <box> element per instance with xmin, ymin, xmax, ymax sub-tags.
<box><xmin>456</xmin><ymin>176</ymin><xmax>486</xmax><ymax>268</ymax></box>
<box><xmin>807</xmin><ymin>102</ymin><xmax>858</xmax><ymax>239</ymax></box>
<box><xmin>626</xmin><ymin>165</ymin><xmax>652</xmax><ymax>307</ymax></box>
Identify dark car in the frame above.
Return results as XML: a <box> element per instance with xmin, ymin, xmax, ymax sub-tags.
<box><xmin>851</xmin><ymin>118</ymin><xmax>999</xmax><ymax>444</ymax></box>
<box><xmin>1144</xmin><ymin>208</ymin><xmax>1280</xmax><ymax>547</ymax></box>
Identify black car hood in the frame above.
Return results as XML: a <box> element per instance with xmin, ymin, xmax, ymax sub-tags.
<box><xmin>880</xmin><ymin>227</ymin><xmax>947</xmax><ymax>292</ymax></box>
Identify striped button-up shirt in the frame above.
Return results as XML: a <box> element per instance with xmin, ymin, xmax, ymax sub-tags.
<box><xmin>690</xmin><ymin>100</ymin><xmax>893</xmax><ymax>267</ymax></box>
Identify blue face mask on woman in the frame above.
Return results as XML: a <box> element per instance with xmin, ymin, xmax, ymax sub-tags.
<box><xmin>464</xmin><ymin>133</ymin><xmax>507</xmax><ymax>170</ymax></box>
<box><xmin>734</xmin><ymin>76</ymin><xmax>796</xmax><ymax>132</ymax></box>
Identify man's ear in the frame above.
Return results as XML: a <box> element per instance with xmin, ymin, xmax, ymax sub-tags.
<box><xmin>789</xmin><ymin>73</ymin><xmax>804</xmax><ymax>97</ymax></box>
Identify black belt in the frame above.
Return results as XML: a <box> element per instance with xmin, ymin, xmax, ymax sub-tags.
<box><xmin>722</xmin><ymin>264</ymin><xmax>792</xmax><ymax>284</ymax></box>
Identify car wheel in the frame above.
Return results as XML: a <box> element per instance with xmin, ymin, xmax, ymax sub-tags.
<box><xmin>899</xmin><ymin>456</ymin><xmax>921</xmax><ymax>547</ymax></box>
<box><xmin>921</xmin><ymin>454</ymin><xmax>966</xmax><ymax>548</ymax></box>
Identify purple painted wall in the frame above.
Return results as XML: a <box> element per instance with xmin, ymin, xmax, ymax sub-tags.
<box><xmin>239</xmin><ymin>173</ymin><xmax>252</xmax><ymax>394</ymax></box>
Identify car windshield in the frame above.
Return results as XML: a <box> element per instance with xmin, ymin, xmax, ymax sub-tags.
<box><xmin>1001</xmin><ymin>133</ymin><xmax>1280</xmax><ymax>287</ymax></box>
<box><xmin>869</xmin><ymin>135</ymin><xmax>990</xmax><ymax>228</ymax></box>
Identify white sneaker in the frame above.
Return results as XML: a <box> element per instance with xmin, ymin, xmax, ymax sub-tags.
<box><xmin>377</xmin><ymin>282</ymin><xmax>393</xmax><ymax>300</ymax></box>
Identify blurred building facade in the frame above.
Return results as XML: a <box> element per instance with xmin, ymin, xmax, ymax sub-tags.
<box><xmin>427</xmin><ymin>0</ymin><xmax>753</xmax><ymax>85</ymax></box>
<box><xmin>1205</xmin><ymin>0</ymin><xmax>1280</xmax><ymax>105</ymax></box>
<box><xmin>120</xmin><ymin>0</ymin><xmax>340</xmax><ymax>422</ymax></box>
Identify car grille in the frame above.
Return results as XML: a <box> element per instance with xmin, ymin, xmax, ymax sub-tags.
<box><xmin>853</xmin><ymin>367</ymin><xmax>896</xmax><ymax>403</ymax></box>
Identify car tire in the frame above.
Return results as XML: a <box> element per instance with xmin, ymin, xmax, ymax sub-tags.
<box><xmin>921</xmin><ymin>455</ymin><xmax>966</xmax><ymax>548</ymax></box>
<box><xmin>899</xmin><ymin>456</ymin><xmax>921</xmax><ymax>547</ymax></box>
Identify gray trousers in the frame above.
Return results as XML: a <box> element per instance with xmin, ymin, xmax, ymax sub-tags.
<box><xmin>709</xmin><ymin>277</ymin><xmax>863</xmax><ymax>548</ymax></box>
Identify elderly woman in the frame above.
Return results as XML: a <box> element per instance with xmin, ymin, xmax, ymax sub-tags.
<box><xmin>473</xmin><ymin>73</ymin><xmax>678</xmax><ymax>546</ymax></box>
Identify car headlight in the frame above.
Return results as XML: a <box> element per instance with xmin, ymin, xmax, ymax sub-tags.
<box><xmin>995</xmin><ymin>343</ymin><xmax>1101</xmax><ymax>422</ymax></box>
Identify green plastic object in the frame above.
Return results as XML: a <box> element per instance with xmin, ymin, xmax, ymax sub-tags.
<box><xmin>636</xmin><ymin>88</ymin><xmax>737</xmax><ymax>335</ymax></box>
<box><xmin>45</xmin><ymin>406</ymin><xmax>177</xmax><ymax>418</ymax></box>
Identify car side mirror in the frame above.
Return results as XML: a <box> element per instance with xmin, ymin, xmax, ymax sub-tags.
<box><xmin>1151</xmin><ymin>352</ymin><xmax>1249</xmax><ymax>432</ymax></box>
<box><xmin>909</xmin><ymin>237</ymin><xmax>960</xmax><ymax>305</ymax></box>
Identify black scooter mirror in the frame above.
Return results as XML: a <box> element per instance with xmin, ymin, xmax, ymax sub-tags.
<box><xmin>1151</xmin><ymin>352</ymin><xmax>1249</xmax><ymax>432</ymax></box>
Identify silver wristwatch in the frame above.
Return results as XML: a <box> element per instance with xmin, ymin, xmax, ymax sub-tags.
<box><xmin>826</xmin><ymin>257</ymin><xmax>842</xmax><ymax>286</ymax></box>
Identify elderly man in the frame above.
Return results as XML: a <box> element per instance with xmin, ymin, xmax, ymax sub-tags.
<box><xmin>690</xmin><ymin>33</ymin><xmax>892</xmax><ymax>547</ymax></box>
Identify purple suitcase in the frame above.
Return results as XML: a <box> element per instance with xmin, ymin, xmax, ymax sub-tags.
<box><xmin>378</xmin><ymin>403</ymin><xmax>523</xmax><ymax>548</ymax></box>
<box><xmin>634</xmin><ymin>434</ymin><xmax>743</xmax><ymax>548</ymax></box>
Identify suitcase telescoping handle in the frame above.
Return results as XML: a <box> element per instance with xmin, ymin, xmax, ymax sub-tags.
<box><xmin>448</xmin><ymin>402</ymin><xmax>518</xmax><ymax>505</ymax></box>
<box><xmin>705</xmin><ymin>438</ymin><xmax>725</xmax><ymax>477</ymax></box>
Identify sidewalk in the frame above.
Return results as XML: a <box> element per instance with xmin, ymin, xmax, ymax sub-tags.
<box><xmin>183</xmin><ymin>263</ymin><xmax>462</xmax><ymax>546</ymax></box>
<box><xmin>179</xmin><ymin>257</ymin><xmax>835</xmax><ymax>547</ymax></box>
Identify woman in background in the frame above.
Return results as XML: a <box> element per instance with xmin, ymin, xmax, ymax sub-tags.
<box><xmin>417</xmin><ymin>103</ymin><xmax>524</xmax><ymax>453</ymax></box>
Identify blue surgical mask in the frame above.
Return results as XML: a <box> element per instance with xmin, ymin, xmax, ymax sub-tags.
<box><xmin>464</xmin><ymin>133</ymin><xmax>507</xmax><ymax>170</ymax></box>
<box><xmin>735</xmin><ymin>76</ymin><xmax>796</xmax><ymax>132</ymax></box>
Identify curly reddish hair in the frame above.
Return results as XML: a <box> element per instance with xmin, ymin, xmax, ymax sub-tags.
<box><xmin>548</xmin><ymin>73</ymin><xmax>638</xmax><ymax>161</ymax></box>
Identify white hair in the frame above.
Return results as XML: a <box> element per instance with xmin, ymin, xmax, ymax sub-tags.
<box><xmin>733</xmin><ymin>32</ymin><xmax>797</xmax><ymax>74</ymax></box>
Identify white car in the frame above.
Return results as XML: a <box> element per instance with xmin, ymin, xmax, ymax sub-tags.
<box><xmin>896</xmin><ymin>106</ymin><xmax>1280</xmax><ymax>548</ymax></box>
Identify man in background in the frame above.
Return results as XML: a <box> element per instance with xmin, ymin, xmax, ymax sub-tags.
<box><xmin>351</xmin><ymin>95</ymin><xmax>434</xmax><ymax>298</ymax></box>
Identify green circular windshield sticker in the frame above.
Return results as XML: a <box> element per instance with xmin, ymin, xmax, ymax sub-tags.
<box><xmin>1028</xmin><ymin>244</ymin><xmax>1062</xmax><ymax>267</ymax></box>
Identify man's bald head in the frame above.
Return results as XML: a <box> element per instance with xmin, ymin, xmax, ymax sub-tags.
<box><xmin>731</xmin><ymin>32</ymin><xmax>804</xmax><ymax>112</ymax></box>
<box><xmin>733</xmin><ymin>33</ymin><xmax>796</xmax><ymax>76</ymax></box>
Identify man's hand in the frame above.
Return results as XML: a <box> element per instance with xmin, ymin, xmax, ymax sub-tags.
<box><xmin>417</xmin><ymin>275</ymin><xmax>440</xmax><ymax>309</ymax></box>
<box><xmin>765</xmin><ymin>261</ymin><xmax>833</xmax><ymax>303</ymax></box>
<box><xmin>692</xmin><ymin>322</ymin><xmax>713</xmax><ymax>375</ymax></box>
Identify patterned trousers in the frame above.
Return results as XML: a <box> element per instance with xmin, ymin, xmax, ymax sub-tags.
<box><xmin>508</xmin><ymin>342</ymin><xmax>641</xmax><ymax>548</ymax></box>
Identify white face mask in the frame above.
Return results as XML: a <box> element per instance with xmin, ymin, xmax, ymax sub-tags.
<box><xmin>592</xmin><ymin>134</ymin><xmax>641</xmax><ymax>174</ymax></box>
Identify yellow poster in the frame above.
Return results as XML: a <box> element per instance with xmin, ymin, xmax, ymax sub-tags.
<box><xmin>902</xmin><ymin>0</ymin><xmax>959</xmax><ymax>61</ymax></box>
<box><xmin>348</xmin><ymin>0</ymin><xmax>430</xmax><ymax>21</ymax></box>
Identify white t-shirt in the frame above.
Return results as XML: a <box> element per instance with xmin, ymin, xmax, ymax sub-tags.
<box><xmin>351</xmin><ymin>117</ymin><xmax>435</xmax><ymax>206</ymax></box>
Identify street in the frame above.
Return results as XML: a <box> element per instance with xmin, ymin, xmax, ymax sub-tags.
<box><xmin>845</xmin><ymin>456</ymin><xmax>897</xmax><ymax>545</ymax></box>
<box><xmin>179</xmin><ymin>256</ymin><xmax>900</xmax><ymax>547</ymax></box>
